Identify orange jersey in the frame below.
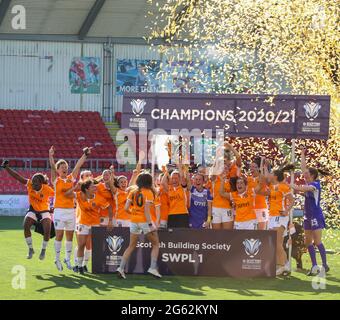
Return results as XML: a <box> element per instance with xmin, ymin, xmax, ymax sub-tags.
<box><xmin>53</xmin><ymin>174</ymin><xmax>75</xmax><ymax>209</ymax></box>
<box><xmin>150</xmin><ymin>195</ymin><xmax>161</xmax><ymax>223</ymax></box>
<box><xmin>168</xmin><ymin>185</ymin><xmax>189</xmax><ymax>215</ymax></box>
<box><xmin>230</xmin><ymin>190</ymin><xmax>256</xmax><ymax>222</ymax></box>
<box><xmin>96</xmin><ymin>183</ymin><xmax>114</xmax><ymax>217</ymax></box>
<box><xmin>227</xmin><ymin>162</ymin><xmax>241</xmax><ymax>179</ymax></box>
<box><xmin>247</xmin><ymin>176</ymin><xmax>268</xmax><ymax>209</ymax></box>
<box><xmin>114</xmin><ymin>188</ymin><xmax>129</xmax><ymax>220</ymax></box>
<box><xmin>204</xmin><ymin>179</ymin><xmax>212</xmax><ymax>193</ymax></box>
<box><xmin>211</xmin><ymin>176</ymin><xmax>231</xmax><ymax>209</ymax></box>
<box><xmin>27</xmin><ymin>180</ymin><xmax>54</xmax><ymax>212</ymax></box>
<box><xmin>159</xmin><ymin>186</ymin><xmax>169</xmax><ymax>221</ymax></box>
<box><xmin>127</xmin><ymin>188</ymin><xmax>154</xmax><ymax>223</ymax></box>
<box><xmin>76</xmin><ymin>192</ymin><xmax>110</xmax><ymax>226</ymax></box>
<box><xmin>269</xmin><ymin>183</ymin><xmax>291</xmax><ymax>216</ymax></box>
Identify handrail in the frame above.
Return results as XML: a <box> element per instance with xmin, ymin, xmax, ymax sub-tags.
<box><xmin>6</xmin><ymin>157</ymin><xmax>128</xmax><ymax>172</ymax></box>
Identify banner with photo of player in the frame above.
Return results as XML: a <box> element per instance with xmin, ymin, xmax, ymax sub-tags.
<box><xmin>116</xmin><ymin>59</ymin><xmax>212</xmax><ymax>95</ymax></box>
<box><xmin>116</xmin><ymin>59</ymin><xmax>161</xmax><ymax>95</ymax></box>
<box><xmin>69</xmin><ymin>57</ymin><xmax>101</xmax><ymax>94</ymax></box>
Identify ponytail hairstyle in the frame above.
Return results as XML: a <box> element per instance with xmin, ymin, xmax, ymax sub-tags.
<box><xmin>234</xmin><ymin>175</ymin><xmax>248</xmax><ymax>192</ymax></box>
<box><xmin>80</xmin><ymin>179</ymin><xmax>94</xmax><ymax>193</ymax></box>
<box><xmin>273</xmin><ymin>163</ymin><xmax>295</xmax><ymax>182</ymax></box>
<box><xmin>133</xmin><ymin>172</ymin><xmax>156</xmax><ymax>198</ymax></box>
<box><xmin>80</xmin><ymin>170</ymin><xmax>92</xmax><ymax>182</ymax></box>
<box><xmin>100</xmin><ymin>169</ymin><xmax>112</xmax><ymax>183</ymax></box>
<box><xmin>237</xmin><ymin>175</ymin><xmax>248</xmax><ymax>185</ymax></box>
<box><xmin>308</xmin><ymin>167</ymin><xmax>331</xmax><ymax>180</ymax></box>
<box><xmin>224</xmin><ymin>149</ymin><xmax>232</xmax><ymax>161</ymax></box>
<box><xmin>115</xmin><ymin>175</ymin><xmax>127</xmax><ymax>188</ymax></box>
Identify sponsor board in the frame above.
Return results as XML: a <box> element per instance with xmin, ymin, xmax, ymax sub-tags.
<box><xmin>0</xmin><ymin>195</ymin><xmax>29</xmax><ymax>209</ymax></box>
<box><xmin>92</xmin><ymin>228</ymin><xmax>277</xmax><ymax>278</ymax></box>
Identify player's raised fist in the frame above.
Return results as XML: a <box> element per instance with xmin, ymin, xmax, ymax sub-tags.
<box><xmin>139</xmin><ymin>150</ymin><xmax>145</xmax><ymax>161</ymax></box>
<box><xmin>83</xmin><ymin>147</ymin><xmax>92</xmax><ymax>156</ymax></box>
<box><xmin>49</xmin><ymin>146</ymin><xmax>55</xmax><ymax>156</ymax></box>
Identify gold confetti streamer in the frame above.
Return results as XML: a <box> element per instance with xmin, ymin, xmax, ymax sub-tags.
<box><xmin>146</xmin><ymin>0</ymin><xmax>340</xmax><ymax>245</ymax></box>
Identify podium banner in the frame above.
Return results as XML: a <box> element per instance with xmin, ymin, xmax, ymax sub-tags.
<box><xmin>122</xmin><ymin>93</ymin><xmax>330</xmax><ymax>139</ymax></box>
<box><xmin>92</xmin><ymin>227</ymin><xmax>277</xmax><ymax>278</ymax></box>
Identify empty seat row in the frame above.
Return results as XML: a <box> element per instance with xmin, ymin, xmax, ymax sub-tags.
<box><xmin>0</xmin><ymin>109</ymin><xmax>117</xmax><ymax>160</ymax></box>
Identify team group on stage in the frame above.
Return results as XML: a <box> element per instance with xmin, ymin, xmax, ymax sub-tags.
<box><xmin>1</xmin><ymin>141</ymin><xmax>329</xmax><ymax>278</ymax></box>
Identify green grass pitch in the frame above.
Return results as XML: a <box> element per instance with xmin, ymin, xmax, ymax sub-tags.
<box><xmin>0</xmin><ymin>217</ymin><xmax>339</xmax><ymax>300</ymax></box>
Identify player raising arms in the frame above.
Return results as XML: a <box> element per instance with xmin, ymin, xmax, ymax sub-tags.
<box><xmin>113</xmin><ymin>151</ymin><xmax>145</xmax><ymax>227</ymax></box>
<box><xmin>1</xmin><ymin>160</ymin><xmax>54</xmax><ymax>260</ymax></box>
<box><xmin>292</xmin><ymin>147</ymin><xmax>330</xmax><ymax>276</ymax></box>
<box><xmin>261</xmin><ymin>161</ymin><xmax>295</xmax><ymax>276</ymax></box>
<box><xmin>247</xmin><ymin>157</ymin><xmax>269</xmax><ymax>230</ymax></box>
<box><xmin>219</xmin><ymin>174</ymin><xmax>263</xmax><ymax>230</ymax></box>
<box><xmin>161</xmin><ymin>161</ymin><xmax>191</xmax><ymax>228</ymax></box>
<box><xmin>49</xmin><ymin>146</ymin><xmax>91</xmax><ymax>271</ymax></box>
<box><xmin>209</xmin><ymin>150</ymin><xmax>234</xmax><ymax>230</ymax></box>
<box><xmin>96</xmin><ymin>168</ymin><xmax>116</xmax><ymax>227</ymax></box>
<box><xmin>223</xmin><ymin>141</ymin><xmax>242</xmax><ymax>179</ymax></box>
<box><xmin>73</xmin><ymin>169</ymin><xmax>95</xmax><ymax>271</ymax></box>
<box><xmin>74</xmin><ymin>179</ymin><xmax>114</xmax><ymax>274</ymax></box>
<box><xmin>156</xmin><ymin>172</ymin><xmax>169</xmax><ymax>229</ymax></box>
<box><xmin>117</xmin><ymin>172</ymin><xmax>161</xmax><ymax>279</ymax></box>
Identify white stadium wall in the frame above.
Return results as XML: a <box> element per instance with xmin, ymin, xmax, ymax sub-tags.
<box><xmin>0</xmin><ymin>40</ymin><xmax>160</xmax><ymax>119</ymax></box>
<box><xmin>0</xmin><ymin>40</ymin><xmax>286</xmax><ymax>120</ymax></box>
<box><xmin>0</xmin><ymin>40</ymin><xmax>103</xmax><ymax>113</ymax></box>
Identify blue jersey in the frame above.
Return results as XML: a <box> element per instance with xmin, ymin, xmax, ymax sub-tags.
<box><xmin>304</xmin><ymin>181</ymin><xmax>323</xmax><ymax>219</ymax></box>
<box><xmin>189</xmin><ymin>187</ymin><xmax>213</xmax><ymax>229</ymax></box>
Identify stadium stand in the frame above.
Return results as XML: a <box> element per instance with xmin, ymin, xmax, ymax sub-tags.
<box><xmin>0</xmin><ymin>109</ymin><xmax>117</xmax><ymax>169</ymax></box>
<box><xmin>115</xmin><ymin>112</ymin><xmax>122</xmax><ymax>125</ymax></box>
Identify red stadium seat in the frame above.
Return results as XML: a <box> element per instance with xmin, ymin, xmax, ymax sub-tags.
<box><xmin>0</xmin><ymin>110</ymin><xmax>118</xmax><ymax>177</ymax></box>
<box><xmin>115</xmin><ymin>112</ymin><xmax>122</xmax><ymax>125</ymax></box>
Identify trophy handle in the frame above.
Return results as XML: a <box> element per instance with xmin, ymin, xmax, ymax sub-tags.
<box><xmin>167</xmin><ymin>138</ymin><xmax>172</xmax><ymax>164</ymax></box>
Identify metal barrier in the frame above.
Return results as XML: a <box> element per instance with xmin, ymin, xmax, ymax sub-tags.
<box><xmin>7</xmin><ymin>157</ymin><xmax>130</xmax><ymax>172</ymax></box>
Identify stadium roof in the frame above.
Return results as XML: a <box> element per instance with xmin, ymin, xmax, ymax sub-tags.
<box><xmin>0</xmin><ymin>0</ymin><xmax>164</xmax><ymax>43</ymax></box>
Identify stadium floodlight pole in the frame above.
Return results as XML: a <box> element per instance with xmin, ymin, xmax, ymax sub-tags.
<box><xmin>288</xmin><ymin>139</ymin><xmax>296</xmax><ymax>271</ymax></box>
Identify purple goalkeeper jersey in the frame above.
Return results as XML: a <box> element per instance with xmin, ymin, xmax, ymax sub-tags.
<box><xmin>304</xmin><ymin>180</ymin><xmax>323</xmax><ymax>219</ymax></box>
<box><xmin>189</xmin><ymin>186</ymin><xmax>213</xmax><ymax>229</ymax></box>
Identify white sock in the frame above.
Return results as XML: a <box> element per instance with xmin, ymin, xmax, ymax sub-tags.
<box><xmin>25</xmin><ymin>237</ymin><xmax>33</xmax><ymax>249</ymax></box>
<box><xmin>42</xmin><ymin>240</ymin><xmax>48</xmax><ymax>250</ymax></box>
<box><xmin>74</xmin><ymin>246</ymin><xmax>78</xmax><ymax>265</ymax></box>
<box><xmin>54</xmin><ymin>240</ymin><xmax>62</xmax><ymax>261</ymax></box>
<box><xmin>77</xmin><ymin>256</ymin><xmax>84</xmax><ymax>268</ymax></box>
<box><xmin>65</xmin><ymin>241</ymin><xmax>73</xmax><ymax>261</ymax></box>
<box><xmin>84</xmin><ymin>249</ymin><xmax>92</xmax><ymax>267</ymax></box>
